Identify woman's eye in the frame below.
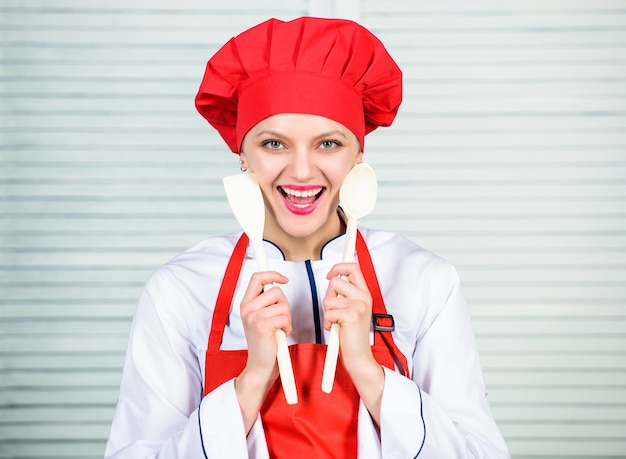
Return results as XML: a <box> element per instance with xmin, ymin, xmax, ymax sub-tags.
<box><xmin>262</xmin><ymin>139</ymin><xmax>284</xmax><ymax>149</ymax></box>
<box><xmin>320</xmin><ymin>139</ymin><xmax>340</xmax><ymax>149</ymax></box>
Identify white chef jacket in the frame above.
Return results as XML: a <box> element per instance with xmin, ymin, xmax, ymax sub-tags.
<box><xmin>104</xmin><ymin>227</ymin><xmax>510</xmax><ymax>458</ymax></box>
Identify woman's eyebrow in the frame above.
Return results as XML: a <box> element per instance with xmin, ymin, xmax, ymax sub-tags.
<box><xmin>255</xmin><ymin>130</ymin><xmax>286</xmax><ymax>138</ymax></box>
<box><xmin>254</xmin><ymin>129</ymin><xmax>348</xmax><ymax>141</ymax></box>
<box><xmin>314</xmin><ymin>130</ymin><xmax>348</xmax><ymax>140</ymax></box>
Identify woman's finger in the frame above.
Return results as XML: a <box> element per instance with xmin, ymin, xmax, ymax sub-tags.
<box><xmin>241</xmin><ymin>271</ymin><xmax>288</xmax><ymax>301</ymax></box>
<box><xmin>244</xmin><ymin>299</ymin><xmax>293</xmax><ymax>336</ymax></box>
<box><xmin>324</xmin><ymin>263</ymin><xmax>370</xmax><ymax>307</ymax></box>
<box><xmin>326</xmin><ymin>262</ymin><xmax>366</xmax><ymax>282</ymax></box>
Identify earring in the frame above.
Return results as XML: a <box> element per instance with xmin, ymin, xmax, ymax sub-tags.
<box><xmin>239</xmin><ymin>160</ymin><xmax>248</xmax><ymax>172</ymax></box>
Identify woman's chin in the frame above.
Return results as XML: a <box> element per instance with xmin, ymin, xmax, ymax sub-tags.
<box><xmin>288</xmin><ymin>214</ymin><xmax>342</xmax><ymax>241</ymax></box>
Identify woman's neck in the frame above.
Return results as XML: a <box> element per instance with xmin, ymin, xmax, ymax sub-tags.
<box><xmin>264</xmin><ymin>210</ymin><xmax>346</xmax><ymax>261</ymax></box>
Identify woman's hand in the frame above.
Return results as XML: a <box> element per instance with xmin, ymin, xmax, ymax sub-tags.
<box><xmin>324</xmin><ymin>263</ymin><xmax>373</xmax><ymax>369</ymax></box>
<box><xmin>324</xmin><ymin>263</ymin><xmax>385</xmax><ymax>425</ymax></box>
<box><xmin>236</xmin><ymin>271</ymin><xmax>290</xmax><ymax>433</ymax></box>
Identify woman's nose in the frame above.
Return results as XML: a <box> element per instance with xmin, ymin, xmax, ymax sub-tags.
<box><xmin>290</xmin><ymin>149</ymin><xmax>314</xmax><ymax>180</ymax></box>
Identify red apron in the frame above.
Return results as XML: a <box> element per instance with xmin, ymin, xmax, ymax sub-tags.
<box><xmin>204</xmin><ymin>231</ymin><xmax>409</xmax><ymax>458</ymax></box>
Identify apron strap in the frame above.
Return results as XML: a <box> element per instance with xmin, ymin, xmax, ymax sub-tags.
<box><xmin>208</xmin><ymin>233</ymin><xmax>249</xmax><ymax>351</ymax></box>
<box><xmin>356</xmin><ymin>230</ymin><xmax>410</xmax><ymax>378</ymax></box>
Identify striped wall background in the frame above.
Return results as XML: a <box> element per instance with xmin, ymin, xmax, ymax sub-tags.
<box><xmin>1</xmin><ymin>1</ymin><xmax>625</xmax><ymax>458</ymax></box>
<box><xmin>358</xmin><ymin>2</ymin><xmax>626</xmax><ymax>457</ymax></box>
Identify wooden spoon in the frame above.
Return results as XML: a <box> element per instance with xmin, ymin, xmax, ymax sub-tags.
<box><xmin>321</xmin><ymin>163</ymin><xmax>378</xmax><ymax>393</ymax></box>
<box><xmin>223</xmin><ymin>172</ymin><xmax>298</xmax><ymax>405</ymax></box>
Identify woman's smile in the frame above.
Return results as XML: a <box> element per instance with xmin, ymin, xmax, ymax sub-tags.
<box><xmin>278</xmin><ymin>185</ymin><xmax>326</xmax><ymax>215</ymax></box>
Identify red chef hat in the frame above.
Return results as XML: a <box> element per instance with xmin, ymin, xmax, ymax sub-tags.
<box><xmin>195</xmin><ymin>17</ymin><xmax>402</xmax><ymax>153</ymax></box>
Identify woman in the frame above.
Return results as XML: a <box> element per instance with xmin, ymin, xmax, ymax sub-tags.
<box><xmin>105</xmin><ymin>17</ymin><xmax>510</xmax><ymax>458</ymax></box>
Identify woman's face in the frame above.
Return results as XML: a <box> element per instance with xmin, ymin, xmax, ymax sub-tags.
<box><xmin>240</xmin><ymin>113</ymin><xmax>362</xmax><ymax>247</ymax></box>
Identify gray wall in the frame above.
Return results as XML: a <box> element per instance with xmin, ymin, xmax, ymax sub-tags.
<box><xmin>1</xmin><ymin>1</ymin><xmax>625</xmax><ymax>457</ymax></box>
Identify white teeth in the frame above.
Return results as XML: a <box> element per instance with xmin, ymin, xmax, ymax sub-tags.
<box><xmin>280</xmin><ymin>187</ymin><xmax>322</xmax><ymax>197</ymax></box>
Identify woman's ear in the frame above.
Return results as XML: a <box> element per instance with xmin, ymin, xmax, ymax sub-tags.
<box><xmin>355</xmin><ymin>151</ymin><xmax>364</xmax><ymax>165</ymax></box>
